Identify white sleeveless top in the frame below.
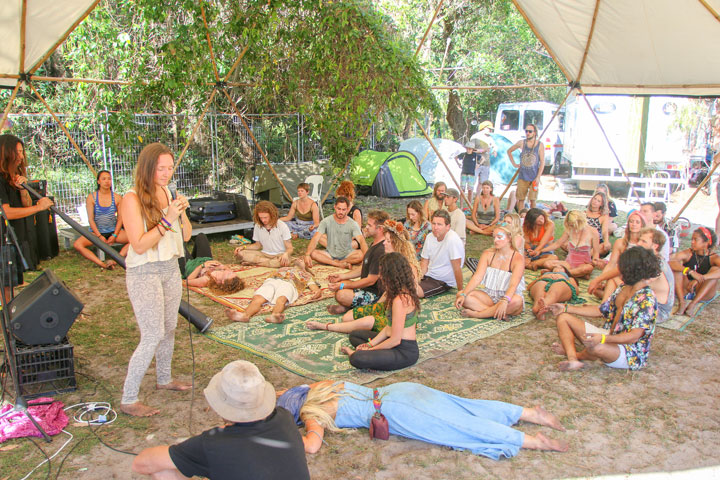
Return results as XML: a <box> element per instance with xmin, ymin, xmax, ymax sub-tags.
<box><xmin>125</xmin><ymin>187</ymin><xmax>185</xmax><ymax>268</ymax></box>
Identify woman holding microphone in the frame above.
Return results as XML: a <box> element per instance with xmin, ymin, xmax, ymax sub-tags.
<box><xmin>120</xmin><ymin>143</ymin><xmax>192</xmax><ymax>417</ymax></box>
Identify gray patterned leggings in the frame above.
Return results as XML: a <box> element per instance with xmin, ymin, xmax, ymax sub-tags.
<box><xmin>122</xmin><ymin>258</ymin><xmax>182</xmax><ymax>404</ymax></box>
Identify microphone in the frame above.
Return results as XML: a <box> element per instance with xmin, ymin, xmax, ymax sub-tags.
<box><xmin>168</xmin><ymin>181</ymin><xmax>178</xmax><ymax>201</ymax></box>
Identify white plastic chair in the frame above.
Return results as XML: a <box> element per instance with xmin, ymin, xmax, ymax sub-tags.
<box><xmin>304</xmin><ymin>174</ymin><xmax>324</xmax><ymax>218</ymax></box>
<box><xmin>648</xmin><ymin>171</ymin><xmax>671</xmax><ymax>203</ymax></box>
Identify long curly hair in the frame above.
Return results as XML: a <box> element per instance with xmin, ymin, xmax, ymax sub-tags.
<box><xmin>383</xmin><ymin>224</ymin><xmax>420</xmax><ymax>280</ymax></box>
<box><xmin>253</xmin><ymin>200</ymin><xmax>279</xmax><ymax>228</ymax></box>
<box><xmin>432</xmin><ymin>181</ymin><xmax>446</xmax><ymax>199</ymax></box>
<box><xmin>587</xmin><ymin>192</ymin><xmax>609</xmax><ymax>215</ymax></box>
<box><xmin>134</xmin><ymin>143</ymin><xmax>174</xmax><ymax>226</ymax></box>
<box><xmin>618</xmin><ymin>246</ymin><xmax>661</xmax><ymax>285</ymax></box>
<box><xmin>336</xmin><ymin>180</ymin><xmax>356</xmax><ymax>202</ymax></box>
<box><xmin>207</xmin><ymin>274</ymin><xmax>245</xmax><ymax>295</ymax></box>
<box><xmin>0</xmin><ymin>134</ymin><xmax>27</xmax><ymax>186</ymax></box>
<box><xmin>380</xmin><ymin>252</ymin><xmax>421</xmax><ymax>313</ymax></box>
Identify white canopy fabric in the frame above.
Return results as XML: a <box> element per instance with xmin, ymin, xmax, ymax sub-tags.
<box><xmin>0</xmin><ymin>0</ymin><xmax>98</xmax><ymax>88</ymax></box>
<box><xmin>513</xmin><ymin>0</ymin><xmax>720</xmax><ymax>96</ymax></box>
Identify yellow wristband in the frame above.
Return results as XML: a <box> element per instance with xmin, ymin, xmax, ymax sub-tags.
<box><xmin>600</xmin><ymin>334</ymin><xmax>606</xmax><ymax>344</ymax></box>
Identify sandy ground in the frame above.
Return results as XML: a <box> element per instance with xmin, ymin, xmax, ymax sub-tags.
<box><xmin>8</xmin><ymin>179</ymin><xmax>720</xmax><ymax>480</ymax></box>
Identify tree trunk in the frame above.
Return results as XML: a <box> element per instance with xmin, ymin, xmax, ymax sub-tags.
<box><xmin>446</xmin><ymin>89</ymin><xmax>468</xmax><ymax>143</ymax></box>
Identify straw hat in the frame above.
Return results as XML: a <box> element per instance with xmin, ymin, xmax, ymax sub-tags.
<box><xmin>477</xmin><ymin>120</ymin><xmax>494</xmax><ymax>131</ymax></box>
<box><xmin>204</xmin><ymin>361</ymin><xmax>276</xmax><ymax>423</ymax></box>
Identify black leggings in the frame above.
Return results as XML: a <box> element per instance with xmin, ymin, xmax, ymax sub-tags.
<box><xmin>348</xmin><ymin>330</ymin><xmax>419</xmax><ymax>371</ymax></box>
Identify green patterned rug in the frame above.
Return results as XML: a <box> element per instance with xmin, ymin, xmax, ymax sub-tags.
<box><xmin>205</xmin><ymin>268</ymin><xmax>532</xmax><ymax>384</ymax></box>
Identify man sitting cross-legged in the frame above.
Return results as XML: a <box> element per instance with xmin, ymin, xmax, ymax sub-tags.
<box><xmin>304</xmin><ymin>196</ymin><xmax>367</xmax><ymax>269</ymax></box>
<box><xmin>326</xmin><ymin>210</ymin><xmax>389</xmax><ymax>314</ymax></box>
<box><xmin>541</xmin><ymin>246</ymin><xmax>660</xmax><ymax>371</ymax></box>
<box><xmin>419</xmin><ymin>210</ymin><xmax>465</xmax><ymax>297</ymax></box>
<box><xmin>234</xmin><ymin>201</ymin><xmax>293</xmax><ymax>267</ymax></box>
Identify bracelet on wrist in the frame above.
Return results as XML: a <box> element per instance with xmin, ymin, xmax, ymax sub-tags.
<box><xmin>600</xmin><ymin>334</ymin><xmax>606</xmax><ymax>344</ymax></box>
<box><xmin>683</xmin><ymin>267</ymin><xmax>689</xmax><ymax>275</ymax></box>
<box><xmin>503</xmin><ymin>295</ymin><xmax>512</xmax><ymax>303</ymax></box>
<box><xmin>339</xmin><ymin>282</ymin><xmax>345</xmax><ymax>290</ymax></box>
<box><xmin>156</xmin><ymin>224</ymin><xmax>165</xmax><ymax>236</ymax></box>
<box><xmin>458</xmin><ymin>292</ymin><xmax>466</xmax><ymax>297</ymax></box>
<box><xmin>564</xmin><ymin>304</ymin><xmax>568</xmax><ymax>313</ymax></box>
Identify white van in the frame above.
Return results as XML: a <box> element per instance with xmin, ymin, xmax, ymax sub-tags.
<box><xmin>494</xmin><ymin>101</ymin><xmax>566</xmax><ymax>174</ymax></box>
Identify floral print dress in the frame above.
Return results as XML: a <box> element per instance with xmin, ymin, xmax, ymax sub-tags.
<box><xmin>600</xmin><ymin>285</ymin><xmax>658</xmax><ymax>370</ymax></box>
<box><xmin>404</xmin><ymin>220</ymin><xmax>431</xmax><ymax>260</ymax></box>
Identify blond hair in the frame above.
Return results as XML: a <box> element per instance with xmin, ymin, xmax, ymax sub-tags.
<box><xmin>385</xmin><ymin>229</ymin><xmax>421</xmax><ymax>281</ymax></box>
<box><xmin>503</xmin><ymin>212</ymin><xmax>522</xmax><ymax>235</ymax></box>
<box><xmin>299</xmin><ymin>383</ymin><xmax>348</xmax><ymax>433</ymax></box>
<box><xmin>493</xmin><ymin>225</ymin><xmax>519</xmax><ymax>252</ymax></box>
<box><xmin>564</xmin><ymin>210</ymin><xmax>587</xmax><ymax>232</ymax></box>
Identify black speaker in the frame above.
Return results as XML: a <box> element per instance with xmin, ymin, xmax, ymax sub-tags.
<box><xmin>9</xmin><ymin>269</ymin><xmax>83</xmax><ymax>345</ymax></box>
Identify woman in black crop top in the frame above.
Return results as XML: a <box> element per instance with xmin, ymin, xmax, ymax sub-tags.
<box><xmin>669</xmin><ymin>227</ymin><xmax>720</xmax><ymax>316</ymax></box>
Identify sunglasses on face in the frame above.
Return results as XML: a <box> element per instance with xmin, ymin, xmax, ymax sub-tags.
<box><xmin>525</xmin><ymin>129</ymin><xmax>534</xmax><ymax>134</ymax></box>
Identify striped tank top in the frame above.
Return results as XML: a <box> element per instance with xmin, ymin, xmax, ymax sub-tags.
<box><xmin>94</xmin><ymin>191</ymin><xmax>117</xmax><ymax>234</ymax></box>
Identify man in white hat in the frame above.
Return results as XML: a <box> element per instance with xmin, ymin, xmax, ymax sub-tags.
<box><xmin>473</xmin><ymin>120</ymin><xmax>495</xmax><ymax>187</ymax></box>
<box><xmin>132</xmin><ymin>361</ymin><xmax>310</xmax><ymax>480</ymax></box>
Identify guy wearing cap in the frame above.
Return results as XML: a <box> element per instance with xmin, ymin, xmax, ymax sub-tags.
<box><xmin>455</xmin><ymin>142</ymin><xmax>481</xmax><ymax>209</ymax></box>
<box><xmin>132</xmin><ymin>361</ymin><xmax>310</xmax><ymax>480</ymax></box>
<box><xmin>444</xmin><ymin>188</ymin><xmax>467</xmax><ymax>244</ymax></box>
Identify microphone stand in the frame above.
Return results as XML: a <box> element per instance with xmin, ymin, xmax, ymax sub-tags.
<box><xmin>21</xmin><ymin>183</ymin><xmax>213</xmax><ymax>332</ymax></box>
<box><xmin>0</xmin><ymin>202</ymin><xmax>52</xmax><ymax>442</ymax></box>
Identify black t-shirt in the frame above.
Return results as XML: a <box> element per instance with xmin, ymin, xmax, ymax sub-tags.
<box><xmin>361</xmin><ymin>239</ymin><xmax>385</xmax><ymax>296</ymax></box>
<box><xmin>168</xmin><ymin>408</ymin><xmax>310</xmax><ymax>480</ymax></box>
<box><xmin>459</xmin><ymin>152</ymin><xmax>481</xmax><ymax>175</ymax></box>
<box><xmin>0</xmin><ymin>175</ymin><xmax>35</xmax><ymax>284</ymax></box>
<box><xmin>608</xmin><ymin>200</ymin><xmax>618</xmax><ymax>218</ymax></box>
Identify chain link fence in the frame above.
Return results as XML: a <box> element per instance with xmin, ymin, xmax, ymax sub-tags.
<box><xmin>6</xmin><ymin>111</ymin><xmax>332</xmax><ymax>223</ymax></box>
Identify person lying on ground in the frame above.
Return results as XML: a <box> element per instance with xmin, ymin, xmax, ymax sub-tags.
<box><xmin>455</xmin><ymin>225</ymin><xmax>525</xmax><ymax>320</ymax></box>
<box><xmin>307</xmin><ymin>219</ymin><xmax>423</xmax><ymax>333</ymax></box>
<box><xmin>419</xmin><ymin>210</ymin><xmax>465</xmax><ymax>297</ymax></box>
<box><xmin>523</xmin><ymin>208</ymin><xmax>557</xmax><ymax>270</ymax></box>
<box><xmin>587</xmin><ymin>210</ymin><xmax>646</xmax><ymax>303</ymax></box>
<box><xmin>226</xmin><ymin>258</ymin><xmax>321</xmax><ymax>324</ymax></box>
<box><xmin>276</xmin><ymin>380</ymin><xmax>568</xmax><ymax>459</ymax></box>
<box><xmin>585</xmin><ymin>191</ymin><xmax>611</xmax><ymax>259</ymax></box>
<box><xmin>279</xmin><ymin>182</ymin><xmax>320</xmax><ymax>240</ymax></box>
<box><xmin>234</xmin><ymin>200</ymin><xmax>293</xmax><ymax>268</ymax></box>
<box><xmin>528</xmin><ymin>265</ymin><xmax>583</xmax><ymax>319</ymax></box>
<box><xmin>132</xmin><ymin>361</ymin><xmax>310</xmax><ymax>480</ymax></box>
<box><xmin>183</xmin><ymin>233</ymin><xmax>244</xmax><ymax>295</ymax></box>
<box><xmin>403</xmin><ymin>199</ymin><xmax>431</xmax><ymax>260</ymax></box>
<box><xmin>467</xmin><ymin>180</ymin><xmax>500</xmax><ymax>236</ymax></box>
<box><xmin>304</xmin><ymin>196</ymin><xmax>367</xmax><ymax>269</ymax></box>
<box><xmin>444</xmin><ymin>188</ymin><xmax>466</xmax><ymax>244</ymax></box>
<box><xmin>540</xmin><ymin>210</ymin><xmax>600</xmax><ymax>280</ymax></box>
<box><xmin>339</xmin><ymin>252</ymin><xmax>421</xmax><ymax>371</ymax></box>
<box><xmin>542</xmin><ymin>246</ymin><xmax>660</xmax><ymax>371</ymax></box>
<box><xmin>73</xmin><ymin>169</ymin><xmax>129</xmax><ymax>269</ymax></box>
<box><xmin>669</xmin><ymin>226</ymin><xmax>720</xmax><ymax>317</ymax></box>
<box><xmin>325</xmin><ymin>210</ymin><xmax>389</xmax><ymax>314</ymax></box>
<box><xmin>424</xmin><ymin>181</ymin><xmax>447</xmax><ymax>220</ymax></box>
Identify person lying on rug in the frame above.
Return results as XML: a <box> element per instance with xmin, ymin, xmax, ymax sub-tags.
<box><xmin>528</xmin><ymin>266</ymin><xmax>584</xmax><ymax>319</ymax></box>
<box><xmin>279</xmin><ymin>182</ymin><xmax>320</xmax><ymax>240</ymax></box>
<box><xmin>235</xmin><ymin>201</ymin><xmax>293</xmax><ymax>268</ymax></box>
<box><xmin>304</xmin><ymin>196</ymin><xmax>367</xmax><ymax>269</ymax></box>
<box><xmin>455</xmin><ymin>225</ymin><xmax>525</xmax><ymax>320</ymax></box>
<box><xmin>587</xmin><ymin>210</ymin><xmax>646</xmax><ymax>303</ymax></box>
<box><xmin>338</xmin><ymin>252</ymin><xmax>420</xmax><ymax>371</ymax></box>
<box><xmin>226</xmin><ymin>259</ymin><xmax>321</xmax><ymax>324</ymax></box>
<box><xmin>183</xmin><ymin>233</ymin><xmax>244</xmax><ymax>294</ymax></box>
<box><xmin>523</xmin><ymin>208</ymin><xmax>557</xmax><ymax>270</ymax></box>
<box><xmin>275</xmin><ymin>380</ymin><xmax>568</xmax><ymax>459</ymax></box>
<box><xmin>306</xmin><ymin>220</ymin><xmax>423</xmax><ymax>333</ymax></box>
<box><xmin>537</xmin><ymin>210</ymin><xmax>600</xmax><ymax>280</ymax></box>
<box><xmin>669</xmin><ymin>226</ymin><xmax>720</xmax><ymax>317</ymax></box>
<box><xmin>324</xmin><ymin>210</ymin><xmax>389</xmax><ymax>314</ymax></box>
<box><xmin>542</xmin><ymin>246</ymin><xmax>660</xmax><ymax>371</ymax></box>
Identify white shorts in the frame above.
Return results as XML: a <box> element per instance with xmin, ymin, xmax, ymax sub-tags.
<box><xmin>584</xmin><ymin>322</ymin><xmax>610</xmax><ymax>335</ymax></box>
<box><xmin>604</xmin><ymin>344</ymin><xmax>629</xmax><ymax>369</ymax></box>
<box><xmin>255</xmin><ymin>278</ymin><xmax>299</xmax><ymax>305</ymax></box>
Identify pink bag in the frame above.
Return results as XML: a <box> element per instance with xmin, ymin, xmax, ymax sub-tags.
<box><xmin>368</xmin><ymin>389</ymin><xmax>389</xmax><ymax>440</ymax></box>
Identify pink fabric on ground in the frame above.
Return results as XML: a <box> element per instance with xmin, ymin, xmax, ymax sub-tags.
<box><xmin>0</xmin><ymin>397</ymin><xmax>68</xmax><ymax>442</ymax></box>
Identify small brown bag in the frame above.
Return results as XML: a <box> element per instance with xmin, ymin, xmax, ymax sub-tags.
<box><xmin>368</xmin><ymin>388</ymin><xmax>389</xmax><ymax>440</ymax></box>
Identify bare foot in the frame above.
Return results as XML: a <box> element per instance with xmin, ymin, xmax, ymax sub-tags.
<box><xmin>327</xmin><ymin>305</ymin><xmax>349</xmax><ymax>314</ymax></box>
<box><xmin>340</xmin><ymin>262</ymin><xmax>352</xmax><ymax>270</ymax></box>
<box><xmin>306</xmin><ymin>321</ymin><xmax>324</xmax><ymax>330</ymax></box>
<box><xmin>225</xmin><ymin>309</ymin><xmax>250</xmax><ymax>323</ymax></box>
<box><xmin>461</xmin><ymin>308</ymin><xmax>482</xmax><ymax>318</ymax></box>
<box><xmin>264</xmin><ymin>313</ymin><xmax>285</xmax><ymax>324</ymax></box>
<box><xmin>120</xmin><ymin>402</ymin><xmax>159</xmax><ymax>417</ymax></box>
<box><xmin>675</xmin><ymin>300</ymin><xmax>688</xmax><ymax>316</ymax></box>
<box><xmin>525</xmin><ymin>406</ymin><xmax>566</xmax><ymax>431</ymax></box>
<box><xmin>550</xmin><ymin>342</ymin><xmax>566</xmax><ymax>356</ymax></box>
<box><xmin>340</xmin><ymin>346</ymin><xmax>354</xmax><ymax>356</ymax></box>
<box><xmin>558</xmin><ymin>360</ymin><xmax>585</xmax><ymax>371</ymax></box>
<box><xmin>533</xmin><ymin>432</ymin><xmax>569</xmax><ymax>452</ymax></box>
<box><xmin>685</xmin><ymin>302</ymin><xmax>700</xmax><ymax>317</ymax></box>
<box><xmin>157</xmin><ymin>380</ymin><xmax>192</xmax><ymax>391</ymax></box>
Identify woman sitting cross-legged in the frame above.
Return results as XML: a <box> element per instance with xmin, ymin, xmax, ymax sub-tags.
<box><xmin>279</xmin><ymin>182</ymin><xmax>320</xmax><ymax>240</ymax></box>
<box><xmin>403</xmin><ymin>199</ymin><xmax>431</xmax><ymax>260</ymax></box>
<box><xmin>523</xmin><ymin>208</ymin><xmax>557</xmax><ymax>270</ymax></box>
<box><xmin>276</xmin><ymin>380</ymin><xmax>568</xmax><ymax>459</ymax></box>
<box><xmin>337</xmin><ymin>252</ymin><xmax>420</xmax><ymax>371</ymax></box>
<box><xmin>539</xmin><ymin>210</ymin><xmax>600</xmax><ymax>280</ymax></box>
<box><xmin>542</xmin><ymin>246</ymin><xmax>660</xmax><ymax>372</ymax></box>
<box><xmin>669</xmin><ymin>226</ymin><xmax>720</xmax><ymax>316</ymax></box>
<box><xmin>528</xmin><ymin>266</ymin><xmax>583</xmax><ymax>319</ymax></box>
<box><xmin>456</xmin><ymin>225</ymin><xmax>526</xmax><ymax>320</ymax></box>
<box><xmin>467</xmin><ymin>180</ymin><xmax>500</xmax><ymax>235</ymax></box>
<box><xmin>307</xmin><ymin>220</ymin><xmax>422</xmax><ymax>334</ymax></box>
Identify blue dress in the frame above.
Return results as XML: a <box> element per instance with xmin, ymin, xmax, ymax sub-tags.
<box><xmin>335</xmin><ymin>382</ymin><xmax>525</xmax><ymax>460</ymax></box>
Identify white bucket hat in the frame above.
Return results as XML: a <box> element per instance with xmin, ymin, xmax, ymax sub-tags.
<box><xmin>204</xmin><ymin>361</ymin><xmax>276</xmax><ymax>423</ymax></box>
